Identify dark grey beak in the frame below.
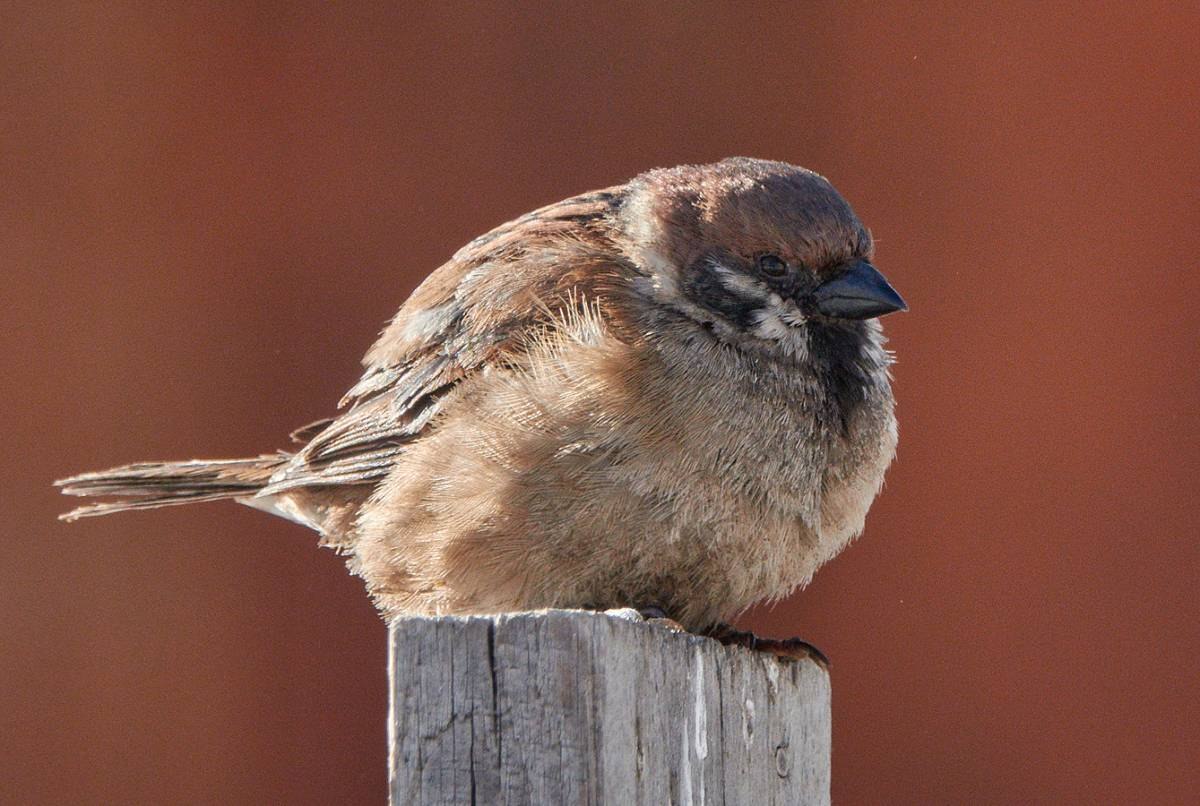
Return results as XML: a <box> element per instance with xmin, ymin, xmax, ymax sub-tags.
<box><xmin>812</xmin><ymin>260</ymin><xmax>907</xmax><ymax>320</ymax></box>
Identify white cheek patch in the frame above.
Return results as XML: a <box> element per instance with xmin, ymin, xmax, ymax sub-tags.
<box><xmin>776</xmin><ymin>301</ymin><xmax>807</xmax><ymax>328</ymax></box>
<box><xmin>711</xmin><ymin>263</ymin><xmax>770</xmax><ymax>302</ymax></box>
<box><xmin>752</xmin><ymin>300</ymin><xmax>809</xmax><ymax>358</ymax></box>
<box><xmin>751</xmin><ymin>309</ymin><xmax>791</xmax><ymax>340</ymax></box>
<box><xmin>622</xmin><ymin>222</ymin><xmax>813</xmax><ymax>359</ymax></box>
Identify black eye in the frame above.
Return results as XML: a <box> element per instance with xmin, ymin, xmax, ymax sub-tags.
<box><xmin>757</xmin><ymin>254</ymin><xmax>788</xmax><ymax>277</ymax></box>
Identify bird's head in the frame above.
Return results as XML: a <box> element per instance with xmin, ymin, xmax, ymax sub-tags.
<box><xmin>620</xmin><ymin>157</ymin><xmax>905</xmax><ymax>356</ymax></box>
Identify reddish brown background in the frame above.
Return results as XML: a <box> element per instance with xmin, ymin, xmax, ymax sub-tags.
<box><xmin>4</xmin><ymin>3</ymin><xmax>1198</xmax><ymax>804</ymax></box>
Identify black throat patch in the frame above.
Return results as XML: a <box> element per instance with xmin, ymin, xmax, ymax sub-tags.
<box><xmin>806</xmin><ymin>320</ymin><xmax>874</xmax><ymax>434</ymax></box>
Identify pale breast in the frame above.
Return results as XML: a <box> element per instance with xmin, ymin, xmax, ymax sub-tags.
<box><xmin>353</xmin><ymin>303</ymin><xmax>896</xmax><ymax>628</ymax></box>
<box><xmin>616</xmin><ymin>316</ymin><xmax>897</xmax><ymax>611</ymax></box>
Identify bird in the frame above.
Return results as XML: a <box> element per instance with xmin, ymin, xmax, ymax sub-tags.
<box><xmin>57</xmin><ymin>157</ymin><xmax>904</xmax><ymax>648</ymax></box>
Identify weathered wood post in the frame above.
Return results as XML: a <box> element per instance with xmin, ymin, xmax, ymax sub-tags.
<box><xmin>389</xmin><ymin>609</ymin><xmax>831</xmax><ymax>805</ymax></box>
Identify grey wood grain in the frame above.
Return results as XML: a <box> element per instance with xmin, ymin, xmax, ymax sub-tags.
<box><xmin>389</xmin><ymin>610</ymin><xmax>830</xmax><ymax>805</ymax></box>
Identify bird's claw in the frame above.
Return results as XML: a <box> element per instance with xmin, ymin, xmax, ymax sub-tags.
<box><xmin>706</xmin><ymin>623</ymin><xmax>829</xmax><ymax>670</ymax></box>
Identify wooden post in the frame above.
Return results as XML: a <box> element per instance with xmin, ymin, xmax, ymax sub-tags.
<box><xmin>389</xmin><ymin>609</ymin><xmax>831</xmax><ymax>805</ymax></box>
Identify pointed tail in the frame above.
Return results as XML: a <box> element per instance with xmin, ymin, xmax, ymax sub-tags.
<box><xmin>55</xmin><ymin>454</ymin><xmax>288</xmax><ymax>521</ymax></box>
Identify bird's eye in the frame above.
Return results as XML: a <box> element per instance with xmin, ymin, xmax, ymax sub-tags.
<box><xmin>757</xmin><ymin>254</ymin><xmax>788</xmax><ymax>277</ymax></box>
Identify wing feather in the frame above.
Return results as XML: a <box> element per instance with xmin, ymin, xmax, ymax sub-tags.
<box><xmin>260</xmin><ymin>186</ymin><xmax>633</xmax><ymax>495</ymax></box>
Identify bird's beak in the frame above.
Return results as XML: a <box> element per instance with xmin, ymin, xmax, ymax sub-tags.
<box><xmin>812</xmin><ymin>259</ymin><xmax>907</xmax><ymax>320</ymax></box>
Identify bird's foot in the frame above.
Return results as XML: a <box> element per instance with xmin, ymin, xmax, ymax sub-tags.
<box><xmin>705</xmin><ymin>623</ymin><xmax>829</xmax><ymax>669</ymax></box>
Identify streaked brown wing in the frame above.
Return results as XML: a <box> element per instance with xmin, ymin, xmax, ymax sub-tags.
<box><xmin>261</xmin><ymin>186</ymin><xmax>631</xmax><ymax>495</ymax></box>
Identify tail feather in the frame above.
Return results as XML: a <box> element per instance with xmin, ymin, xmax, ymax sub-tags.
<box><xmin>55</xmin><ymin>454</ymin><xmax>288</xmax><ymax>522</ymax></box>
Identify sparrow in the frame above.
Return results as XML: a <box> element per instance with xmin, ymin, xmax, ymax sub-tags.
<box><xmin>57</xmin><ymin>157</ymin><xmax>904</xmax><ymax>639</ymax></box>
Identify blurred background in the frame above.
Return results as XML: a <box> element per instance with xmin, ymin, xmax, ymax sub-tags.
<box><xmin>4</xmin><ymin>3</ymin><xmax>1198</xmax><ymax>803</ymax></box>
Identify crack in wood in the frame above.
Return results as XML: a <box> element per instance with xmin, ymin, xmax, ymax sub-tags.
<box><xmin>389</xmin><ymin>610</ymin><xmax>830</xmax><ymax>805</ymax></box>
